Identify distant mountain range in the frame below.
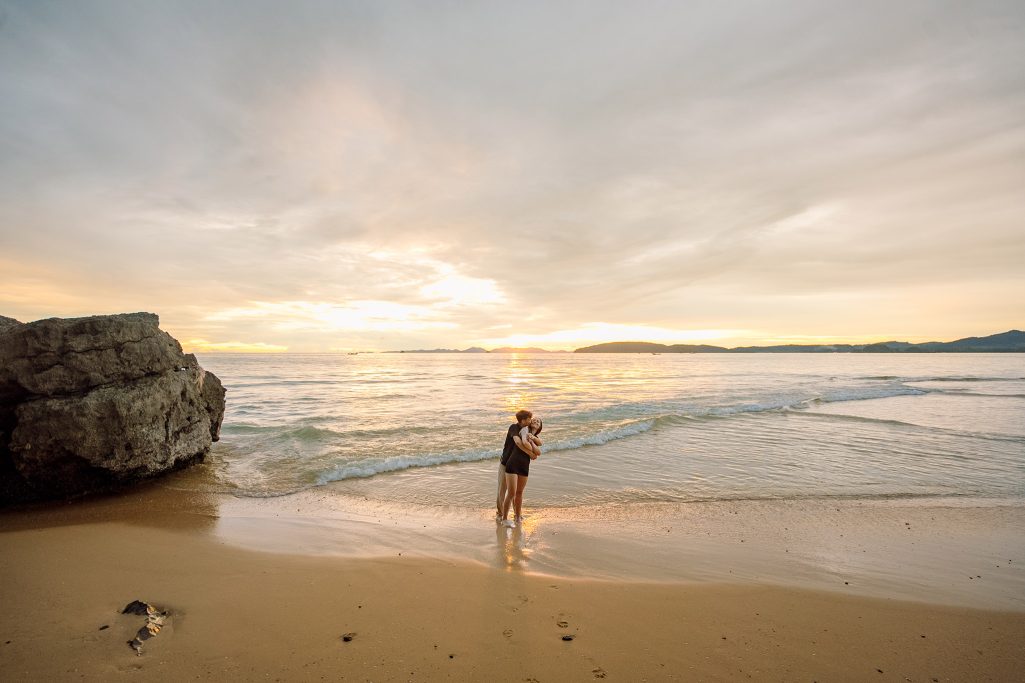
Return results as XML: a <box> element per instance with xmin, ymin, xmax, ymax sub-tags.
<box><xmin>574</xmin><ymin>330</ymin><xmax>1025</xmax><ymax>353</ymax></box>
<box><xmin>387</xmin><ymin>330</ymin><xmax>1025</xmax><ymax>354</ymax></box>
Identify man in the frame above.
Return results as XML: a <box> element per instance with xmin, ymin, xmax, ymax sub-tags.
<box><xmin>497</xmin><ymin>409</ymin><xmax>532</xmax><ymax>522</ymax></box>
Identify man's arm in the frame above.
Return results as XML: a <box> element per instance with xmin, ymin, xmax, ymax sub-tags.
<box><xmin>513</xmin><ymin>435</ymin><xmax>540</xmax><ymax>459</ymax></box>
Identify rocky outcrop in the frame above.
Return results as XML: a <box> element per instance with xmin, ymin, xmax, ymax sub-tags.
<box><xmin>0</xmin><ymin>313</ymin><xmax>226</xmax><ymax>504</ymax></box>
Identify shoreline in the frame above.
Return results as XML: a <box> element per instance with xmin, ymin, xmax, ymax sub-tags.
<box><xmin>3</xmin><ymin>519</ymin><xmax>1025</xmax><ymax>681</ymax></box>
<box><xmin>5</xmin><ymin>467</ymin><xmax>1025</xmax><ymax>611</ymax></box>
<box><xmin>3</xmin><ymin>473</ymin><xmax>1025</xmax><ymax>680</ymax></box>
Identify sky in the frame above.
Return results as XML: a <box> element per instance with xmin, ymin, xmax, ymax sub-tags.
<box><xmin>1</xmin><ymin>1</ymin><xmax>1023</xmax><ymax>352</ymax></box>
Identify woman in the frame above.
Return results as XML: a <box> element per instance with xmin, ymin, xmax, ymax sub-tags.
<box><xmin>501</xmin><ymin>417</ymin><xmax>543</xmax><ymax>527</ymax></box>
<box><xmin>497</xmin><ymin>410</ymin><xmax>533</xmax><ymax>521</ymax></box>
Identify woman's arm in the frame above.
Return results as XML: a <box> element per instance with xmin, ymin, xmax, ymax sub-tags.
<box><xmin>513</xmin><ymin>433</ymin><xmax>541</xmax><ymax>459</ymax></box>
<box><xmin>524</xmin><ymin>429</ymin><xmax>543</xmax><ymax>455</ymax></box>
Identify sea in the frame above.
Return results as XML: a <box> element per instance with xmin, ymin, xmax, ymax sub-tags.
<box><xmin>182</xmin><ymin>352</ymin><xmax>1025</xmax><ymax>606</ymax></box>
<box><xmin>195</xmin><ymin>352</ymin><xmax>1025</xmax><ymax>509</ymax></box>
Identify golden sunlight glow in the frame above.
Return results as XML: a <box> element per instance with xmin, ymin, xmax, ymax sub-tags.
<box><xmin>205</xmin><ymin>300</ymin><xmax>456</xmax><ymax>333</ymax></box>
<box><xmin>183</xmin><ymin>339</ymin><xmax>288</xmax><ymax>353</ymax></box>
<box><xmin>501</xmin><ymin>357</ymin><xmax>542</xmax><ymax>412</ymax></box>
<box><xmin>420</xmin><ymin>273</ymin><xmax>506</xmax><ymax>307</ymax></box>
<box><xmin>0</xmin><ymin>260</ymin><xmax>98</xmax><ymax>311</ymax></box>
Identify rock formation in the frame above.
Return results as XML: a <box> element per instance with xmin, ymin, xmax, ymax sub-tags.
<box><xmin>0</xmin><ymin>313</ymin><xmax>225</xmax><ymax>504</ymax></box>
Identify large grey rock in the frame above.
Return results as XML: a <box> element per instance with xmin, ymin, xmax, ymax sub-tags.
<box><xmin>0</xmin><ymin>313</ymin><xmax>226</xmax><ymax>504</ymax></box>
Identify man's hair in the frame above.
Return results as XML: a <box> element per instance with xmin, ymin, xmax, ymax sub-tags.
<box><xmin>515</xmin><ymin>409</ymin><xmax>532</xmax><ymax>422</ymax></box>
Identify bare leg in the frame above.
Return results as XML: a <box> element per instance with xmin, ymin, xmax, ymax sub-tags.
<box><xmin>513</xmin><ymin>475</ymin><xmax>528</xmax><ymax>522</ymax></box>
<box><xmin>501</xmin><ymin>472</ymin><xmax>518</xmax><ymax>522</ymax></box>
<box><xmin>496</xmin><ymin>463</ymin><xmax>507</xmax><ymax>519</ymax></box>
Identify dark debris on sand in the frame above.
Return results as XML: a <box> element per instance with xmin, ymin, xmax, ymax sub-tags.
<box><xmin>121</xmin><ymin>600</ymin><xmax>169</xmax><ymax>655</ymax></box>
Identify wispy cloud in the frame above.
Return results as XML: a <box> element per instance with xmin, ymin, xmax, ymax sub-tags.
<box><xmin>1</xmin><ymin>1</ymin><xmax>1022</xmax><ymax>349</ymax></box>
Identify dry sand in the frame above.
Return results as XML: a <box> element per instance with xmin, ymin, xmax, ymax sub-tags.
<box><xmin>2</xmin><ymin>488</ymin><xmax>1024</xmax><ymax>682</ymax></box>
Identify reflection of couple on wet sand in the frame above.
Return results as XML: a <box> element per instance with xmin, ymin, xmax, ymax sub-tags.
<box><xmin>496</xmin><ymin>409</ymin><xmax>543</xmax><ymax>528</ymax></box>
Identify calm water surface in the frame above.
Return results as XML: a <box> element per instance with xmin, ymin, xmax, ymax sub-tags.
<box><xmin>193</xmin><ymin>353</ymin><xmax>1025</xmax><ymax>509</ymax></box>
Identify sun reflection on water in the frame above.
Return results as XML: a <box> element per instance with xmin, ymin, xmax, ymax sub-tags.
<box><xmin>495</xmin><ymin>514</ymin><xmax>543</xmax><ymax>572</ymax></box>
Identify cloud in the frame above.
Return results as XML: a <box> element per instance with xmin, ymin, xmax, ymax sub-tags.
<box><xmin>205</xmin><ymin>299</ymin><xmax>455</xmax><ymax>334</ymax></box>
<box><xmin>1</xmin><ymin>1</ymin><xmax>1023</xmax><ymax>349</ymax></box>
<box><xmin>183</xmin><ymin>339</ymin><xmax>288</xmax><ymax>353</ymax></box>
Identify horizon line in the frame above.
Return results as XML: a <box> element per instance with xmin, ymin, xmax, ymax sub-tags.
<box><xmin>184</xmin><ymin>328</ymin><xmax>1023</xmax><ymax>354</ymax></box>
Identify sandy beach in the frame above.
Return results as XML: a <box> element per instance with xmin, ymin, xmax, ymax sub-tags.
<box><xmin>2</xmin><ymin>475</ymin><xmax>1024</xmax><ymax>682</ymax></box>
<box><xmin>4</xmin><ymin>0</ymin><xmax>1025</xmax><ymax>679</ymax></box>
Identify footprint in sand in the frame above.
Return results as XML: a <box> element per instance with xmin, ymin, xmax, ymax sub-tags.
<box><xmin>557</xmin><ymin>620</ymin><xmax>569</xmax><ymax>628</ymax></box>
<box><xmin>503</xmin><ymin>629</ymin><xmax>513</xmax><ymax>638</ymax></box>
<box><xmin>593</xmin><ymin>667</ymin><xmax>607</xmax><ymax>678</ymax></box>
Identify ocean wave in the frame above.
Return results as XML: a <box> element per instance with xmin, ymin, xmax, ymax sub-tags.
<box><xmin>552</xmin><ymin>382</ymin><xmax>925</xmax><ymax>427</ymax></box>
<box><xmin>304</xmin><ymin>383</ymin><xmax>939</xmax><ymax>485</ymax></box>
<box><xmin>222</xmin><ymin>422</ymin><xmax>438</xmax><ymax>441</ymax></box>
<box><xmin>221</xmin><ymin>422</ymin><xmax>337</xmax><ymax>437</ymax></box>
<box><xmin>279</xmin><ymin>425</ymin><xmax>342</xmax><ymax>440</ymax></box>
<box><xmin>906</xmin><ymin>376</ymin><xmax>1025</xmax><ymax>383</ymax></box>
<box><xmin>303</xmin><ymin>387</ymin><xmax>938</xmax><ymax>484</ymax></box>
<box><xmin>563</xmin><ymin>490</ymin><xmax>983</xmax><ymax>508</ymax></box>
<box><xmin>221</xmin><ymin>377</ymin><xmax>972</xmax><ymax>490</ymax></box>
<box><xmin>931</xmin><ymin>391</ymin><xmax>1025</xmax><ymax>399</ymax></box>
<box><xmin>786</xmin><ymin>410</ymin><xmax>1025</xmax><ymax>443</ymax></box>
<box><xmin>854</xmin><ymin>375</ymin><xmax>1025</xmax><ymax>384</ymax></box>
<box><xmin>230</xmin><ymin>379</ymin><xmax>347</xmax><ymax>388</ymax></box>
<box><xmin>807</xmin><ymin>384</ymin><xmax>927</xmax><ymax>403</ymax></box>
<box><xmin>545</xmin><ymin>419</ymin><xmax>656</xmax><ymax>450</ymax></box>
<box><xmin>314</xmin><ymin>447</ymin><xmax>501</xmax><ymax>484</ymax></box>
<box><xmin>311</xmin><ymin>419</ymin><xmax>661</xmax><ymax>485</ymax></box>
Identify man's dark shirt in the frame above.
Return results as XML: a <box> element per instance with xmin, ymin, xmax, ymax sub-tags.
<box><xmin>500</xmin><ymin>423</ymin><xmax>520</xmax><ymax>466</ymax></box>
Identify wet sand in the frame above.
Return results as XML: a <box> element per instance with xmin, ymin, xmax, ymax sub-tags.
<box><xmin>2</xmin><ymin>478</ymin><xmax>1025</xmax><ymax>681</ymax></box>
<box><xmin>207</xmin><ymin>485</ymin><xmax>1025</xmax><ymax>611</ymax></box>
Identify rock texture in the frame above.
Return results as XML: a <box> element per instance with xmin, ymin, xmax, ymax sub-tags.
<box><xmin>0</xmin><ymin>313</ymin><xmax>225</xmax><ymax>504</ymax></box>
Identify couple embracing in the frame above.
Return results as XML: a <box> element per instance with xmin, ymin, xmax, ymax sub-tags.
<box><xmin>496</xmin><ymin>409</ymin><xmax>543</xmax><ymax>528</ymax></box>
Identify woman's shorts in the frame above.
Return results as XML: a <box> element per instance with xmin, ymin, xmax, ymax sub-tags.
<box><xmin>505</xmin><ymin>452</ymin><xmax>530</xmax><ymax>477</ymax></box>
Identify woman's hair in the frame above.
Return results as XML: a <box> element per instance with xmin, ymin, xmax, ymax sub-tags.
<box><xmin>530</xmin><ymin>418</ymin><xmax>543</xmax><ymax>435</ymax></box>
<box><xmin>515</xmin><ymin>409</ymin><xmax>532</xmax><ymax>421</ymax></box>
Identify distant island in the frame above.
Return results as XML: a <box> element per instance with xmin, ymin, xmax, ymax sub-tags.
<box><xmin>386</xmin><ymin>330</ymin><xmax>1024</xmax><ymax>354</ymax></box>
<box><xmin>574</xmin><ymin>330</ymin><xmax>1025</xmax><ymax>353</ymax></box>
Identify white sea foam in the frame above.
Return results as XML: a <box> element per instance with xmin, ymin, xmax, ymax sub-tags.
<box><xmin>307</xmin><ymin>384</ymin><xmax>935</xmax><ymax>485</ymax></box>
<box><xmin>314</xmin><ymin>448</ymin><xmax>500</xmax><ymax>484</ymax></box>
